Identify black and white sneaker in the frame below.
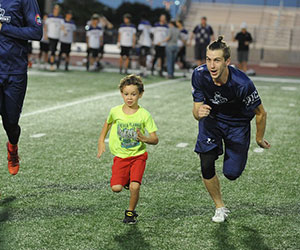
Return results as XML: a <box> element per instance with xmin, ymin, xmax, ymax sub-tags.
<box><xmin>123</xmin><ymin>210</ymin><xmax>138</xmax><ymax>224</ymax></box>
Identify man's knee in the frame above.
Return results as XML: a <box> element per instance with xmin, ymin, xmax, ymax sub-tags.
<box><xmin>200</xmin><ymin>149</ymin><xmax>218</xmax><ymax>180</ymax></box>
<box><xmin>224</xmin><ymin>174</ymin><xmax>239</xmax><ymax>181</ymax></box>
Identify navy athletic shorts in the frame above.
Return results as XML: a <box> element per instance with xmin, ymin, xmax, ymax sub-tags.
<box><xmin>195</xmin><ymin>116</ymin><xmax>250</xmax><ymax>177</ymax></box>
<box><xmin>0</xmin><ymin>74</ymin><xmax>27</xmax><ymax>124</ymax></box>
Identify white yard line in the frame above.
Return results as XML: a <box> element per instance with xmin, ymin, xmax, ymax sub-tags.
<box><xmin>22</xmin><ymin>78</ymin><xmax>185</xmax><ymax>118</ymax></box>
<box><xmin>250</xmin><ymin>76</ymin><xmax>300</xmax><ymax>84</ymax></box>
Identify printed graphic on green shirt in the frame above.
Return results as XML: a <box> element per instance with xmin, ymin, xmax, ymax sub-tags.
<box><xmin>117</xmin><ymin>122</ymin><xmax>141</xmax><ymax>149</ymax></box>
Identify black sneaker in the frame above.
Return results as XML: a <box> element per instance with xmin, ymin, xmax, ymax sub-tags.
<box><xmin>124</xmin><ymin>183</ymin><xmax>130</xmax><ymax>190</ymax></box>
<box><xmin>123</xmin><ymin>210</ymin><xmax>138</xmax><ymax>224</ymax></box>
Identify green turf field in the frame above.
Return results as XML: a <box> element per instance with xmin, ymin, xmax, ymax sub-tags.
<box><xmin>0</xmin><ymin>70</ymin><xmax>299</xmax><ymax>250</ymax></box>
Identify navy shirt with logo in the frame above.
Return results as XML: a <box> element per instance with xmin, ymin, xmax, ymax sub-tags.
<box><xmin>192</xmin><ymin>65</ymin><xmax>261</xmax><ymax>126</ymax></box>
<box><xmin>0</xmin><ymin>0</ymin><xmax>43</xmax><ymax>74</ymax></box>
<box><xmin>193</xmin><ymin>24</ymin><xmax>214</xmax><ymax>46</ymax></box>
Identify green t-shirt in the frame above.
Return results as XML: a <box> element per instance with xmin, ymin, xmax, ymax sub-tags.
<box><xmin>107</xmin><ymin>105</ymin><xmax>158</xmax><ymax>158</ymax></box>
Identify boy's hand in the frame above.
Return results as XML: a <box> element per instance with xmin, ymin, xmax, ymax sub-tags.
<box><xmin>97</xmin><ymin>142</ymin><xmax>106</xmax><ymax>158</ymax></box>
<box><xmin>137</xmin><ymin>129</ymin><xmax>148</xmax><ymax>143</ymax></box>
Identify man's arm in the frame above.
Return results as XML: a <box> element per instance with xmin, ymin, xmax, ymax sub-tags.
<box><xmin>0</xmin><ymin>0</ymin><xmax>42</xmax><ymax>41</ymax></box>
<box><xmin>97</xmin><ymin>121</ymin><xmax>112</xmax><ymax>158</ymax></box>
<box><xmin>254</xmin><ymin>104</ymin><xmax>271</xmax><ymax>149</ymax></box>
<box><xmin>193</xmin><ymin>102</ymin><xmax>211</xmax><ymax>121</ymax></box>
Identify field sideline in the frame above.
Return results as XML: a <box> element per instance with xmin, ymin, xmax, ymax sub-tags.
<box><xmin>0</xmin><ymin>70</ymin><xmax>299</xmax><ymax>250</ymax></box>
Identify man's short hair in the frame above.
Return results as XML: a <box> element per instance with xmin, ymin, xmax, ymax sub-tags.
<box><xmin>201</xmin><ymin>16</ymin><xmax>207</xmax><ymax>21</ymax></box>
<box><xmin>207</xmin><ymin>35</ymin><xmax>231</xmax><ymax>61</ymax></box>
<box><xmin>119</xmin><ymin>74</ymin><xmax>144</xmax><ymax>93</ymax></box>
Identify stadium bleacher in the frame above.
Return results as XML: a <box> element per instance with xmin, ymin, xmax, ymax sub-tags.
<box><xmin>184</xmin><ymin>2</ymin><xmax>300</xmax><ymax>65</ymax></box>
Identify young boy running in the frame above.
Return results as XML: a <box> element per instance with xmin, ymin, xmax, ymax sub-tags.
<box><xmin>97</xmin><ymin>74</ymin><xmax>158</xmax><ymax>224</ymax></box>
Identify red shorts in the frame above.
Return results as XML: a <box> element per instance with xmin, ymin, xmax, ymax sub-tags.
<box><xmin>110</xmin><ymin>152</ymin><xmax>148</xmax><ymax>187</ymax></box>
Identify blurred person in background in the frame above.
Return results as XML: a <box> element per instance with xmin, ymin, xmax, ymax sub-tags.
<box><xmin>39</xmin><ymin>13</ymin><xmax>49</xmax><ymax>70</ymax></box>
<box><xmin>176</xmin><ymin>20</ymin><xmax>189</xmax><ymax>77</ymax></box>
<box><xmin>137</xmin><ymin>13</ymin><xmax>152</xmax><ymax>77</ymax></box>
<box><xmin>45</xmin><ymin>5</ymin><xmax>63</xmax><ymax>71</ymax></box>
<box><xmin>232</xmin><ymin>22</ymin><xmax>252</xmax><ymax>73</ymax></box>
<box><xmin>57</xmin><ymin>11</ymin><xmax>76</xmax><ymax>71</ymax></box>
<box><xmin>151</xmin><ymin>14</ymin><xmax>168</xmax><ymax>77</ymax></box>
<box><xmin>160</xmin><ymin>20</ymin><xmax>180</xmax><ymax>79</ymax></box>
<box><xmin>117</xmin><ymin>13</ymin><xmax>136</xmax><ymax>75</ymax></box>
<box><xmin>86</xmin><ymin>14</ymin><xmax>103</xmax><ymax>71</ymax></box>
<box><xmin>190</xmin><ymin>16</ymin><xmax>214</xmax><ymax>66</ymax></box>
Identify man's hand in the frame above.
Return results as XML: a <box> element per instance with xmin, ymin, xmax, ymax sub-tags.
<box><xmin>198</xmin><ymin>104</ymin><xmax>212</xmax><ymax>119</ymax></box>
<box><xmin>137</xmin><ymin>129</ymin><xmax>148</xmax><ymax>143</ymax></box>
<box><xmin>97</xmin><ymin>141</ymin><xmax>106</xmax><ymax>158</ymax></box>
<box><xmin>0</xmin><ymin>22</ymin><xmax>2</xmax><ymax>31</ymax></box>
<box><xmin>256</xmin><ymin>138</ymin><xmax>271</xmax><ymax>149</ymax></box>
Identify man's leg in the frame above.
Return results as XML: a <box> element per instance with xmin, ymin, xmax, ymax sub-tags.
<box><xmin>203</xmin><ymin>176</ymin><xmax>224</xmax><ymax>208</ymax></box>
<box><xmin>119</xmin><ymin>55</ymin><xmax>123</xmax><ymax>74</ymax></box>
<box><xmin>200</xmin><ymin>148</ymin><xmax>224</xmax><ymax>208</ymax></box>
<box><xmin>2</xmin><ymin>74</ymin><xmax>27</xmax><ymax>175</ymax></box>
<box><xmin>124</xmin><ymin>56</ymin><xmax>130</xmax><ymax>74</ymax></box>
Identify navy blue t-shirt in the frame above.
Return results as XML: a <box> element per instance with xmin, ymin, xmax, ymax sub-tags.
<box><xmin>193</xmin><ymin>24</ymin><xmax>214</xmax><ymax>45</ymax></box>
<box><xmin>0</xmin><ymin>0</ymin><xmax>43</xmax><ymax>74</ymax></box>
<box><xmin>192</xmin><ymin>65</ymin><xmax>261</xmax><ymax>126</ymax></box>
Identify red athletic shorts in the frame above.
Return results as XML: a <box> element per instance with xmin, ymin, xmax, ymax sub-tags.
<box><xmin>110</xmin><ymin>152</ymin><xmax>148</xmax><ymax>187</ymax></box>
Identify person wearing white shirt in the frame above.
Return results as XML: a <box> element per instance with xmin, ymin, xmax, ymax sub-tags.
<box><xmin>86</xmin><ymin>14</ymin><xmax>103</xmax><ymax>71</ymax></box>
<box><xmin>118</xmin><ymin>13</ymin><xmax>136</xmax><ymax>75</ymax></box>
<box><xmin>137</xmin><ymin>14</ymin><xmax>152</xmax><ymax>77</ymax></box>
<box><xmin>39</xmin><ymin>14</ymin><xmax>49</xmax><ymax>69</ymax></box>
<box><xmin>151</xmin><ymin>14</ymin><xmax>168</xmax><ymax>77</ymax></box>
<box><xmin>45</xmin><ymin>5</ymin><xmax>64</xmax><ymax>71</ymax></box>
<box><xmin>57</xmin><ymin>11</ymin><xmax>76</xmax><ymax>71</ymax></box>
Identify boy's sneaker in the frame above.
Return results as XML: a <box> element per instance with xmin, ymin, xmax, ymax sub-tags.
<box><xmin>7</xmin><ymin>142</ymin><xmax>20</xmax><ymax>175</ymax></box>
<box><xmin>212</xmin><ymin>207</ymin><xmax>230</xmax><ymax>223</ymax></box>
<box><xmin>123</xmin><ymin>210</ymin><xmax>138</xmax><ymax>224</ymax></box>
<box><xmin>124</xmin><ymin>183</ymin><xmax>130</xmax><ymax>190</ymax></box>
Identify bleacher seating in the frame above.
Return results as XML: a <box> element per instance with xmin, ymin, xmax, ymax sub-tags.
<box><xmin>185</xmin><ymin>2</ymin><xmax>300</xmax><ymax>50</ymax></box>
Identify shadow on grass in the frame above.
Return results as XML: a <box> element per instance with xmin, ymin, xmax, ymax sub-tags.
<box><xmin>0</xmin><ymin>196</ymin><xmax>16</xmax><ymax>249</ymax></box>
<box><xmin>214</xmin><ymin>223</ymin><xmax>271</xmax><ymax>250</ymax></box>
<box><xmin>114</xmin><ymin>226</ymin><xmax>151</xmax><ymax>250</ymax></box>
<box><xmin>214</xmin><ymin>223</ymin><xmax>236</xmax><ymax>250</ymax></box>
<box><xmin>242</xmin><ymin>226</ymin><xmax>271</xmax><ymax>250</ymax></box>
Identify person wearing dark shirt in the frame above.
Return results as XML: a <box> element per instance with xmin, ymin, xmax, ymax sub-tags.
<box><xmin>190</xmin><ymin>16</ymin><xmax>214</xmax><ymax>66</ymax></box>
<box><xmin>232</xmin><ymin>22</ymin><xmax>252</xmax><ymax>72</ymax></box>
<box><xmin>0</xmin><ymin>0</ymin><xmax>43</xmax><ymax>175</ymax></box>
<box><xmin>192</xmin><ymin>36</ymin><xmax>270</xmax><ymax>223</ymax></box>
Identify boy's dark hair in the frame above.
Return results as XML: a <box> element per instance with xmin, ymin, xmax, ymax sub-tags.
<box><xmin>123</xmin><ymin>13</ymin><xmax>132</xmax><ymax>21</ymax></box>
<box><xmin>119</xmin><ymin>74</ymin><xmax>144</xmax><ymax>93</ymax></box>
<box><xmin>177</xmin><ymin>19</ymin><xmax>184</xmax><ymax>25</ymax></box>
<box><xmin>207</xmin><ymin>35</ymin><xmax>231</xmax><ymax>61</ymax></box>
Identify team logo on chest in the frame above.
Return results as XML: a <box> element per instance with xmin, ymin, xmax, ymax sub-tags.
<box><xmin>0</xmin><ymin>4</ymin><xmax>11</xmax><ymax>23</ymax></box>
<box><xmin>209</xmin><ymin>91</ymin><xmax>228</xmax><ymax>105</ymax></box>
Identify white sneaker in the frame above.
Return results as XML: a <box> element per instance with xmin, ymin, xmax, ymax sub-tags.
<box><xmin>212</xmin><ymin>207</ymin><xmax>230</xmax><ymax>223</ymax></box>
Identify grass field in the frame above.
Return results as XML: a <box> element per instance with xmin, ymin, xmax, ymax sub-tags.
<box><xmin>0</xmin><ymin>69</ymin><xmax>299</xmax><ymax>250</ymax></box>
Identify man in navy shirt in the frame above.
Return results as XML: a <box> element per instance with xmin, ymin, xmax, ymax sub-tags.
<box><xmin>192</xmin><ymin>36</ymin><xmax>270</xmax><ymax>222</ymax></box>
<box><xmin>0</xmin><ymin>0</ymin><xmax>42</xmax><ymax>175</ymax></box>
